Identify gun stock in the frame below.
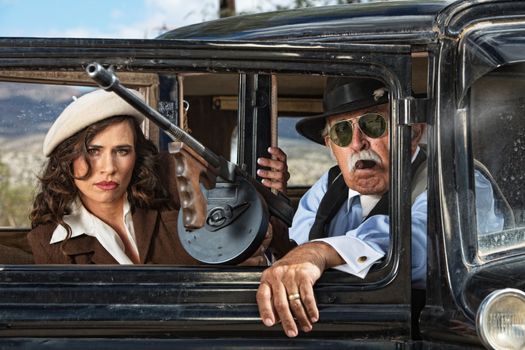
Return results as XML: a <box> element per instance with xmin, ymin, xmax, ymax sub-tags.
<box><xmin>169</xmin><ymin>142</ymin><xmax>216</xmax><ymax>229</ymax></box>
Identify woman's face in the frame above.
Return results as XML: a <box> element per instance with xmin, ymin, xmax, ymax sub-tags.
<box><xmin>73</xmin><ymin>120</ymin><xmax>136</xmax><ymax>212</ymax></box>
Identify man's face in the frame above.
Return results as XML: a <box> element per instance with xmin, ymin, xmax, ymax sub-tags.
<box><xmin>325</xmin><ymin>103</ymin><xmax>391</xmax><ymax>195</ymax></box>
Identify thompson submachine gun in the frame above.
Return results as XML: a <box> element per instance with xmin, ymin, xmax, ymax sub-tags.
<box><xmin>86</xmin><ymin>62</ymin><xmax>294</xmax><ymax>265</ymax></box>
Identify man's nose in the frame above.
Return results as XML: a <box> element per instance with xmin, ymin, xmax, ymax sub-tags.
<box><xmin>349</xmin><ymin>124</ymin><xmax>370</xmax><ymax>151</ymax></box>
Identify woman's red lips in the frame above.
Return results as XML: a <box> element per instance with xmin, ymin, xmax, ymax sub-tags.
<box><xmin>95</xmin><ymin>181</ymin><xmax>118</xmax><ymax>190</ymax></box>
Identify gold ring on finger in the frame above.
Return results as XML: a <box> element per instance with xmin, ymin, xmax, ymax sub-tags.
<box><xmin>288</xmin><ymin>293</ymin><xmax>300</xmax><ymax>301</ymax></box>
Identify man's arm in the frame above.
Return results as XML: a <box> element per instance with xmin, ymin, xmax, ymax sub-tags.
<box><xmin>257</xmin><ymin>191</ymin><xmax>428</xmax><ymax>336</ymax></box>
<box><xmin>314</xmin><ymin>191</ymin><xmax>428</xmax><ymax>286</ymax></box>
<box><xmin>256</xmin><ymin>241</ymin><xmax>343</xmax><ymax>337</ymax></box>
<box><xmin>266</xmin><ymin>170</ymin><xmax>330</xmax><ymax>259</ymax></box>
<box><xmin>288</xmin><ymin>171</ymin><xmax>330</xmax><ymax>244</ymax></box>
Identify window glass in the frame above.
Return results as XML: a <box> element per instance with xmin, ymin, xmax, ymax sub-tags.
<box><xmin>278</xmin><ymin>116</ymin><xmax>335</xmax><ymax>187</ymax></box>
<box><xmin>0</xmin><ymin>82</ymin><xmax>95</xmax><ymax>227</ymax></box>
<box><xmin>275</xmin><ymin>74</ymin><xmax>333</xmax><ymax>188</ymax></box>
<box><xmin>469</xmin><ymin>64</ymin><xmax>525</xmax><ymax>257</ymax></box>
<box><xmin>182</xmin><ymin>73</ymin><xmax>238</xmax><ymax>161</ymax></box>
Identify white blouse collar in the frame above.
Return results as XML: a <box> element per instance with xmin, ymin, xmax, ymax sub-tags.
<box><xmin>49</xmin><ymin>197</ymin><xmax>137</xmax><ymax>264</ymax></box>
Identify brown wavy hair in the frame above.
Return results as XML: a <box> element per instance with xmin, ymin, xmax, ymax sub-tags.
<box><xmin>30</xmin><ymin>116</ymin><xmax>171</xmax><ymax>234</ymax></box>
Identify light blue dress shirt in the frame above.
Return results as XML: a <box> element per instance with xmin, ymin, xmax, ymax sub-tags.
<box><xmin>289</xmin><ymin>169</ymin><xmax>503</xmax><ymax>289</ymax></box>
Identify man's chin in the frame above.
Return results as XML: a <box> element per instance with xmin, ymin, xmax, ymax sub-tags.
<box><xmin>347</xmin><ymin>174</ymin><xmax>388</xmax><ymax>195</ymax></box>
<box><xmin>356</xmin><ymin>187</ymin><xmax>386</xmax><ymax>195</ymax></box>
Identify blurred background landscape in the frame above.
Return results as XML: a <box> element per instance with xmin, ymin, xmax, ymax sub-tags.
<box><xmin>0</xmin><ymin>83</ymin><xmax>84</xmax><ymax>226</ymax></box>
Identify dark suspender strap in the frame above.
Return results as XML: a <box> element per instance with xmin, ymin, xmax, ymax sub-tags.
<box><xmin>309</xmin><ymin>149</ymin><xmax>427</xmax><ymax>239</ymax></box>
<box><xmin>308</xmin><ymin>165</ymin><xmax>348</xmax><ymax>240</ymax></box>
<box><xmin>327</xmin><ymin>165</ymin><xmax>342</xmax><ymax>185</ymax></box>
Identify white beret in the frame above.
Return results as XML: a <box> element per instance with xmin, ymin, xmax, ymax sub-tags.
<box><xmin>43</xmin><ymin>89</ymin><xmax>145</xmax><ymax>156</ymax></box>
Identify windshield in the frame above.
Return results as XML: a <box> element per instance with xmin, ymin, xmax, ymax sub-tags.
<box><xmin>469</xmin><ymin>63</ymin><xmax>525</xmax><ymax>258</ymax></box>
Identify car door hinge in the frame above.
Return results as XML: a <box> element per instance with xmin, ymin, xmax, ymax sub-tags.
<box><xmin>400</xmin><ymin>97</ymin><xmax>428</xmax><ymax>125</ymax></box>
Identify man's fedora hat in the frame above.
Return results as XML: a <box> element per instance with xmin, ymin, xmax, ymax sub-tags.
<box><xmin>296</xmin><ymin>77</ymin><xmax>388</xmax><ymax>145</ymax></box>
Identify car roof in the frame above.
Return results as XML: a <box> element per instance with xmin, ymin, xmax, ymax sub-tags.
<box><xmin>159</xmin><ymin>0</ymin><xmax>452</xmax><ymax>45</ymax></box>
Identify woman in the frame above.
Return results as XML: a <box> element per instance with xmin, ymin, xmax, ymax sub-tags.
<box><xmin>28</xmin><ymin>89</ymin><xmax>288</xmax><ymax>264</ymax></box>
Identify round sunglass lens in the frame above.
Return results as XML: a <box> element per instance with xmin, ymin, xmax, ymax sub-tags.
<box><xmin>330</xmin><ymin>121</ymin><xmax>353</xmax><ymax>147</ymax></box>
<box><xmin>360</xmin><ymin>113</ymin><xmax>386</xmax><ymax>138</ymax></box>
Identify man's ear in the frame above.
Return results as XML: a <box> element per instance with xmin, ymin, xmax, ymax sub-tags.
<box><xmin>324</xmin><ymin>136</ymin><xmax>332</xmax><ymax>150</ymax></box>
<box><xmin>325</xmin><ymin>137</ymin><xmax>336</xmax><ymax>159</ymax></box>
<box><xmin>411</xmin><ymin>123</ymin><xmax>426</xmax><ymax>151</ymax></box>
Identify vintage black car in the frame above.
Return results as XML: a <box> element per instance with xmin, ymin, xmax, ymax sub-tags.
<box><xmin>0</xmin><ymin>0</ymin><xmax>524</xmax><ymax>349</ymax></box>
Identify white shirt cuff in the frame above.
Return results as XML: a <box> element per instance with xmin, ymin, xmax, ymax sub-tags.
<box><xmin>313</xmin><ymin>235</ymin><xmax>385</xmax><ymax>278</ymax></box>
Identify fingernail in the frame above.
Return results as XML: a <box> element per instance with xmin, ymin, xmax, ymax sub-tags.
<box><xmin>303</xmin><ymin>325</ymin><xmax>312</xmax><ymax>332</ymax></box>
<box><xmin>267</xmin><ymin>147</ymin><xmax>272</xmax><ymax>152</ymax></box>
<box><xmin>263</xmin><ymin>318</ymin><xmax>273</xmax><ymax>327</ymax></box>
<box><xmin>256</xmin><ymin>169</ymin><xmax>262</xmax><ymax>175</ymax></box>
<box><xmin>311</xmin><ymin>316</ymin><xmax>318</xmax><ymax>323</ymax></box>
<box><xmin>286</xmin><ymin>330</ymin><xmax>297</xmax><ymax>338</ymax></box>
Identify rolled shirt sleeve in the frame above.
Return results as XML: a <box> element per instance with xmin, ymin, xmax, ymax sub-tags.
<box><xmin>315</xmin><ymin>234</ymin><xmax>384</xmax><ymax>278</ymax></box>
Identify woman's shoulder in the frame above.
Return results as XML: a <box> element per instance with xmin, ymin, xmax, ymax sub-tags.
<box><xmin>27</xmin><ymin>223</ymin><xmax>71</xmax><ymax>264</ymax></box>
<box><xmin>27</xmin><ymin>223</ymin><xmax>57</xmax><ymax>244</ymax></box>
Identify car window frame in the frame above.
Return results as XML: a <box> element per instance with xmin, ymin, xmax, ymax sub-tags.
<box><xmin>0</xmin><ymin>38</ymin><xmax>419</xmax><ymax>337</ymax></box>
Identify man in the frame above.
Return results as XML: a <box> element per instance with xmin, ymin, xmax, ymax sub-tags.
<box><xmin>256</xmin><ymin>77</ymin><xmax>427</xmax><ymax>337</ymax></box>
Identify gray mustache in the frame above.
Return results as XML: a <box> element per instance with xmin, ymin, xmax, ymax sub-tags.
<box><xmin>347</xmin><ymin>150</ymin><xmax>382</xmax><ymax>172</ymax></box>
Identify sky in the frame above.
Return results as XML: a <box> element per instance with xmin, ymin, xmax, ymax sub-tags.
<box><xmin>0</xmin><ymin>0</ymin><xmax>306</xmax><ymax>39</ymax></box>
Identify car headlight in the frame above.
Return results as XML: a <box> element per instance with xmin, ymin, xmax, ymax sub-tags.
<box><xmin>476</xmin><ymin>288</ymin><xmax>525</xmax><ymax>350</ymax></box>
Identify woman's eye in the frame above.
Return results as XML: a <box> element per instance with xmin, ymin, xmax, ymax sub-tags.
<box><xmin>117</xmin><ymin>149</ymin><xmax>130</xmax><ymax>156</ymax></box>
<box><xmin>87</xmin><ymin>148</ymin><xmax>99</xmax><ymax>156</ymax></box>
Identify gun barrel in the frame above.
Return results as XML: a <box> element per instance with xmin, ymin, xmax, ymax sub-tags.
<box><xmin>86</xmin><ymin>62</ymin><xmax>222</xmax><ymax>171</ymax></box>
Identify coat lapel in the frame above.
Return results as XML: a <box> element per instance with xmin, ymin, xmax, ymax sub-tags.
<box><xmin>132</xmin><ymin>208</ymin><xmax>158</xmax><ymax>263</ymax></box>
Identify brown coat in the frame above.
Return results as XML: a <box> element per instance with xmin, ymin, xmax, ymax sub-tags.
<box><xmin>27</xmin><ymin>152</ymin><xmax>200</xmax><ymax>265</ymax></box>
<box><xmin>27</xmin><ymin>206</ymin><xmax>200</xmax><ymax>265</ymax></box>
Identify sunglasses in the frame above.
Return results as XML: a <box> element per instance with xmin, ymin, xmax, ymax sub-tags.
<box><xmin>328</xmin><ymin>113</ymin><xmax>387</xmax><ymax>147</ymax></box>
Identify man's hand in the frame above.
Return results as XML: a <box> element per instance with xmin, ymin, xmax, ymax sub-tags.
<box><xmin>257</xmin><ymin>147</ymin><xmax>290</xmax><ymax>193</ymax></box>
<box><xmin>256</xmin><ymin>242</ymin><xmax>343</xmax><ymax>337</ymax></box>
<box><xmin>238</xmin><ymin>224</ymin><xmax>273</xmax><ymax>266</ymax></box>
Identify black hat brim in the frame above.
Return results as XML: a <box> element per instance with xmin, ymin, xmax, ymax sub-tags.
<box><xmin>295</xmin><ymin>96</ymin><xmax>388</xmax><ymax>145</ymax></box>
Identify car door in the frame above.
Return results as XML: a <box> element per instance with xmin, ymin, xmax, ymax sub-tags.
<box><xmin>0</xmin><ymin>37</ymin><xmax>420</xmax><ymax>347</ymax></box>
<box><xmin>421</xmin><ymin>1</ymin><xmax>525</xmax><ymax>347</ymax></box>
